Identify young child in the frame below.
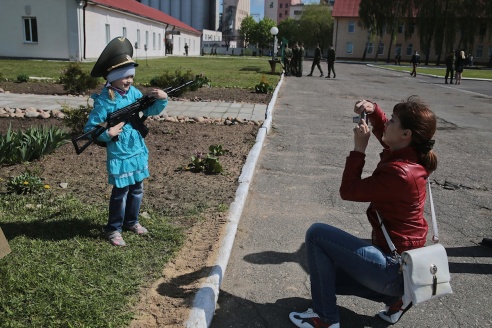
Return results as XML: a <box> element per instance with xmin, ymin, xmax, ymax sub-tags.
<box><xmin>85</xmin><ymin>37</ymin><xmax>168</xmax><ymax>246</ymax></box>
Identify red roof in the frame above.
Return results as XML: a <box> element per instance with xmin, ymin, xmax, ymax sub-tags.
<box><xmin>332</xmin><ymin>0</ymin><xmax>361</xmax><ymax>17</ymax></box>
<box><xmin>89</xmin><ymin>0</ymin><xmax>201</xmax><ymax>35</ymax></box>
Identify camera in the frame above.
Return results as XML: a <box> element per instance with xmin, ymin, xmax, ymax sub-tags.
<box><xmin>353</xmin><ymin>111</ymin><xmax>366</xmax><ymax>124</ymax></box>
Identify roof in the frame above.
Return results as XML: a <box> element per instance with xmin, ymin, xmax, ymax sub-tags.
<box><xmin>89</xmin><ymin>0</ymin><xmax>201</xmax><ymax>35</ymax></box>
<box><xmin>332</xmin><ymin>0</ymin><xmax>361</xmax><ymax>18</ymax></box>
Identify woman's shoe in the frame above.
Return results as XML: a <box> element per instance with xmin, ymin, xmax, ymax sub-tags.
<box><xmin>378</xmin><ymin>299</ymin><xmax>412</xmax><ymax>324</ymax></box>
<box><xmin>289</xmin><ymin>308</ymin><xmax>340</xmax><ymax>328</ymax></box>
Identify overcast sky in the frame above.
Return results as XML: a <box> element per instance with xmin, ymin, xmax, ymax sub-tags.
<box><xmin>250</xmin><ymin>0</ymin><xmax>320</xmax><ymax>19</ymax></box>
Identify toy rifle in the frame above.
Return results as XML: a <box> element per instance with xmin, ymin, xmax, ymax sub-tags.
<box><xmin>72</xmin><ymin>80</ymin><xmax>194</xmax><ymax>155</ymax></box>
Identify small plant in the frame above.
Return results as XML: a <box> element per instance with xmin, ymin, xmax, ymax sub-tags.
<box><xmin>0</xmin><ymin>124</ymin><xmax>68</xmax><ymax>166</ymax></box>
<box><xmin>184</xmin><ymin>144</ymin><xmax>227</xmax><ymax>174</ymax></box>
<box><xmin>255</xmin><ymin>75</ymin><xmax>273</xmax><ymax>94</ymax></box>
<box><xmin>60</xmin><ymin>62</ymin><xmax>99</xmax><ymax>94</ymax></box>
<box><xmin>6</xmin><ymin>169</ymin><xmax>47</xmax><ymax>195</ymax></box>
<box><xmin>150</xmin><ymin>70</ymin><xmax>211</xmax><ymax>96</ymax></box>
<box><xmin>62</xmin><ymin>102</ymin><xmax>93</xmax><ymax>135</ymax></box>
<box><xmin>16</xmin><ymin>73</ymin><xmax>29</xmax><ymax>83</ymax></box>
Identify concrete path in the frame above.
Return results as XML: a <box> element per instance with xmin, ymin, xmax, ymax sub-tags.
<box><xmin>0</xmin><ymin>93</ymin><xmax>267</xmax><ymax>122</ymax></box>
<box><xmin>209</xmin><ymin>63</ymin><xmax>492</xmax><ymax>327</ymax></box>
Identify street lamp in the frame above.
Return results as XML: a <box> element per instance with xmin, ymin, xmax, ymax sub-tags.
<box><xmin>270</xmin><ymin>26</ymin><xmax>279</xmax><ymax>61</ymax></box>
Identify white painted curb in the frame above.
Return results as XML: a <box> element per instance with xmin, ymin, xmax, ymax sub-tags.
<box><xmin>185</xmin><ymin>74</ymin><xmax>285</xmax><ymax>328</ymax></box>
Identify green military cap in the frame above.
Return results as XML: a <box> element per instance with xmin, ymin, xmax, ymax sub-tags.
<box><xmin>91</xmin><ymin>37</ymin><xmax>138</xmax><ymax>78</ymax></box>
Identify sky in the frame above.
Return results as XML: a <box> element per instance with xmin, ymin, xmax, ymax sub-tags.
<box><xmin>250</xmin><ymin>0</ymin><xmax>320</xmax><ymax>19</ymax></box>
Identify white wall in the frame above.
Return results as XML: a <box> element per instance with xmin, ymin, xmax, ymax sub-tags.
<box><xmin>0</xmin><ymin>0</ymin><xmax>77</xmax><ymax>59</ymax></box>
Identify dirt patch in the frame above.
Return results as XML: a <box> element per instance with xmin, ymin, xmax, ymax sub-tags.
<box><xmin>0</xmin><ymin>83</ymin><xmax>272</xmax><ymax>327</ymax></box>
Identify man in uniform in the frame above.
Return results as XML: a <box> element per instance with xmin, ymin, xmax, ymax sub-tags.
<box><xmin>410</xmin><ymin>50</ymin><xmax>420</xmax><ymax>77</ymax></box>
<box><xmin>326</xmin><ymin>45</ymin><xmax>336</xmax><ymax>78</ymax></box>
<box><xmin>284</xmin><ymin>43</ymin><xmax>293</xmax><ymax>76</ymax></box>
<box><xmin>445</xmin><ymin>50</ymin><xmax>455</xmax><ymax>84</ymax></box>
<box><xmin>297</xmin><ymin>42</ymin><xmax>305</xmax><ymax>77</ymax></box>
<box><xmin>291</xmin><ymin>42</ymin><xmax>299</xmax><ymax>77</ymax></box>
<box><xmin>307</xmin><ymin>43</ymin><xmax>323</xmax><ymax>77</ymax></box>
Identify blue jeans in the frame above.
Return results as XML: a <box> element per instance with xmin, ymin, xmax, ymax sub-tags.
<box><xmin>306</xmin><ymin>223</ymin><xmax>403</xmax><ymax>323</ymax></box>
<box><xmin>105</xmin><ymin>181</ymin><xmax>144</xmax><ymax>233</ymax></box>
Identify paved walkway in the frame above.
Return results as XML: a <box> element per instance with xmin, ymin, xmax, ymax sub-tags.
<box><xmin>0</xmin><ymin>93</ymin><xmax>267</xmax><ymax>122</ymax></box>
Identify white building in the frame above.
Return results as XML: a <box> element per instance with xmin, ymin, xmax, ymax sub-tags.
<box><xmin>0</xmin><ymin>0</ymin><xmax>202</xmax><ymax>61</ymax></box>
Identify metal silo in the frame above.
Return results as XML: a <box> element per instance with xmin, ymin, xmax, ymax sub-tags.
<box><xmin>160</xmin><ymin>0</ymin><xmax>171</xmax><ymax>13</ymax></box>
<box><xmin>192</xmin><ymin>0</ymin><xmax>207</xmax><ymax>31</ymax></box>
<box><xmin>140</xmin><ymin>0</ymin><xmax>150</xmax><ymax>6</ymax></box>
<box><xmin>181</xmin><ymin>0</ymin><xmax>192</xmax><ymax>27</ymax></box>
<box><xmin>149</xmin><ymin>0</ymin><xmax>159</xmax><ymax>9</ymax></box>
<box><xmin>171</xmin><ymin>1</ymin><xmax>181</xmax><ymax>19</ymax></box>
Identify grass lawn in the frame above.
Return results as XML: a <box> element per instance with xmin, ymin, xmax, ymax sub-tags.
<box><xmin>377</xmin><ymin>64</ymin><xmax>492</xmax><ymax>79</ymax></box>
<box><xmin>0</xmin><ymin>56</ymin><xmax>281</xmax><ymax>89</ymax></box>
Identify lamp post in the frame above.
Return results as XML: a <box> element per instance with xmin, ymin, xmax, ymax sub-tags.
<box><xmin>270</xmin><ymin>26</ymin><xmax>279</xmax><ymax>61</ymax></box>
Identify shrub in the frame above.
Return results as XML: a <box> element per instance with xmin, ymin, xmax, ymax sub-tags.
<box><xmin>6</xmin><ymin>169</ymin><xmax>48</xmax><ymax>195</ymax></box>
<box><xmin>60</xmin><ymin>62</ymin><xmax>99</xmax><ymax>94</ymax></box>
<box><xmin>255</xmin><ymin>75</ymin><xmax>273</xmax><ymax>94</ymax></box>
<box><xmin>183</xmin><ymin>145</ymin><xmax>227</xmax><ymax>174</ymax></box>
<box><xmin>150</xmin><ymin>70</ymin><xmax>210</xmax><ymax>96</ymax></box>
<box><xmin>16</xmin><ymin>74</ymin><xmax>29</xmax><ymax>83</ymax></box>
<box><xmin>0</xmin><ymin>124</ymin><xmax>68</xmax><ymax>166</ymax></box>
<box><xmin>62</xmin><ymin>102</ymin><xmax>93</xmax><ymax>135</ymax></box>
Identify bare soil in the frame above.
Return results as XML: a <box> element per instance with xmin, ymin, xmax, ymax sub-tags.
<box><xmin>0</xmin><ymin>82</ymin><xmax>272</xmax><ymax>327</ymax></box>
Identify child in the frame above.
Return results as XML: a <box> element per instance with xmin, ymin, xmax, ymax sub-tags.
<box><xmin>85</xmin><ymin>37</ymin><xmax>168</xmax><ymax>246</ymax></box>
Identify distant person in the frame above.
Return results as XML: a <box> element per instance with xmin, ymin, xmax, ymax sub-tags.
<box><xmin>291</xmin><ymin>42</ymin><xmax>300</xmax><ymax>76</ymax></box>
<box><xmin>455</xmin><ymin>50</ymin><xmax>466</xmax><ymax>85</ymax></box>
<box><xmin>326</xmin><ymin>45</ymin><xmax>336</xmax><ymax>78</ymax></box>
<box><xmin>289</xmin><ymin>96</ymin><xmax>438</xmax><ymax>328</ymax></box>
<box><xmin>410</xmin><ymin>50</ymin><xmax>420</xmax><ymax>77</ymax></box>
<box><xmin>297</xmin><ymin>42</ymin><xmax>306</xmax><ymax>77</ymax></box>
<box><xmin>395</xmin><ymin>53</ymin><xmax>401</xmax><ymax>65</ymax></box>
<box><xmin>444</xmin><ymin>50</ymin><xmax>455</xmax><ymax>84</ymax></box>
<box><xmin>184</xmin><ymin>43</ymin><xmax>189</xmax><ymax>56</ymax></box>
<box><xmin>284</xmin><ymin>43</ymin><xmax>293</xmax><ymax>76</ymax></box>
<box><xmin>307</xmin><ymin>43</ymin><xmax>324</xmax><ymax>77</ymax></box>
<box><xmin>85</xmin><ymin>37</ymin><xmax>169</xmax><ymax>246</ymax></box>
<box><xmin>467</xmin><ymin>54</ymin><xmax>473</xmax><ymax>66</ymax></box>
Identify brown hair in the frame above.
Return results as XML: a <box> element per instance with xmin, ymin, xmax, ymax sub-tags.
<box><xmin>393</xmin><ymin>96</ymin><xmax>437</xmax><ymax>172</ymax></box>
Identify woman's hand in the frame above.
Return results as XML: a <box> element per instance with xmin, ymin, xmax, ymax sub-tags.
<box><xmin>108</xmin><ymin>122</ymin><xmax>125</xmax><ymax>138</ymax></box>
<box><xmin>353</xmin><ymin>119</ymin><xmax>371</xmax><ymax>153</ymax></box>
<box><xmin>150</xmin><ymin>88</ymin><xmax>168</xmax><ymax>100</ymax></box>
<box><xmin>354</xmin><ymin>100</ymin><xmax>375</xmax><ymax>115</ymax></box>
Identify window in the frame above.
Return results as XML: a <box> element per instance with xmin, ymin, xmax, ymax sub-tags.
<box><xmin>122</xmin><ymin>27</ymin><xmax>127</xmax><ymax>38</ymax></box>
<box><xmin>378</xmin><ymin>42</ymin><xmax>385</xmax><ymax>55</ymax></box>
<box><xmin>105</xmin><ymin>24</ymin><xmax>110</xmax><ymax>44</ymax></box>
<box><xmin>476</xmin><ymin>45</ymin><xmax>483</xmax><ymax>58</ymax></box>
<box><xmin>366</xmin><ymin>42</ymin><xmax>373</xmax><ymax>55</ymax></box>
<box><xmin>23</xmin><ymin>17</ymin><xmax>38</xmax><ymax>42</ymax></box>
<box><xmin>145</xmin><ymin>31</ymin><xmax>149</xmax><ymax>50</ymax></box>
<box><xmin>406</xmin><ymin>43</ymin><xmax>413</xmax><ymax>56</ymax></box>
<box><xmin>285</xmin><ymin>10</ymin><xmax>288</xmax><ymax>15</ymax></box>
<box><xmin>398</xmin><ymin>24</ymin><xmax>404</xmax><ymax>34</ymax></box>
<box><xmin>286</xmin><ymin>3</ymin><xmax>289</xmax><ymax>8</ymax></box>
<box><xmin>270</xmin><ymin>2</ymin><xmax>273</xmax><ymax>8</ymax></box>
<box><xmin>158</xmin><ymin>33</ymin><xmax>161</xmax><ymax>50</ymax></box>
<box><xmin>279</xmin><ymin>13</ymin><xmax>283</xmax><ymax>18</ymax></box>
<box><xmin>153</xmin><ymin>32</ymin><xmax>156</xmax><ymax>50</ymax></box>
<box><xmin>280</xmin><ymin>3</ymin><xmax>283</xmax><ymax>8</ymax></box>
<box><xmin>137</xmin><ymin>29</ymin><xmax>140</xmax><ymax>49</ymax></box>
<box><xmin>346</xmin><ymin>42</ymin><xmax>353</xmax><ymax>54</ymax></box>
<box><xmin>348</xmin><ymin>21</ymin><xmax>355</xmax><ymax>33</ymax></box>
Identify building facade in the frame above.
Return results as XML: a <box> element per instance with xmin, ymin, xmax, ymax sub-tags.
<box><xmin>265</xmin><ymin>0</ymin><xmax>301</xmax><ymax>24</ymax></box>
<box><xmin>0</xmin><ymin>0</ymin><xmax>202</xmax><ymax>61</ymax></box>
<box><xmin>332</xmin><ymin>0</ymin><xmax>492</xmax><ymax>65</ymax></box>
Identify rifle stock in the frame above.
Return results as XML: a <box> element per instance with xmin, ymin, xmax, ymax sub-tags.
<box><xmin>72</xmin><ymin>80</ymin><xmax>194</xmax><ymax>155</ymax></box>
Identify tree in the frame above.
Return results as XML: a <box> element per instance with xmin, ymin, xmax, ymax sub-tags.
<box><xmin>278</xmin><ymin>17</ymin><xmax>300</xmax><ymax>46</ymax></box>
<box><xmin>239</xmin><ymin>15</ymin><xmax>257</xmax><ymax>48</ymax></box>
<box><xmin>252</xmin><ymin>17</ymin><xmax>277</xmax><ymax>55</ymax></box>
<box><xmin>298</xmin><ymin>4</ymin><xmax>333</xmax><ymax>51</ymax></box>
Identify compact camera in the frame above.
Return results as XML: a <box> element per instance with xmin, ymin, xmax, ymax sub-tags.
<box><xmin>352</xmin><ymin>111</ymin><xmax>366</xmax><ymax>124</ymax></box>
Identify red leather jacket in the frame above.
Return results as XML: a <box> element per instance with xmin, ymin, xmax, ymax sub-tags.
<box><xmin>339</xmin><ymin>103</ymin><xmax>429</xmax><ymax>254</ymax></box>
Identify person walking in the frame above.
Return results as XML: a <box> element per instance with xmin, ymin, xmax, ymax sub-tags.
<box><xmin>444</xmin><ymin>50</ymin><xmax>455</xmax><ymax>84</ymax></box>
<box><xmin>455</xmin><ymin>50</ymin><xmax>466</xmax><ymax>85</ymax></box>
<box><xmin>291</xmin><ymin>42</ymin><xmax>299</xmax><ymax>77</ymax></box>
<box><xmin>307</xmin><ymin>43</ymin><xmax>324</xmax><ymax>77</ymax></box>
<box><xmin>289</xmin><ymin>96</ymin><xmax>438</xmax><ymax>328</ymax></box>
<box><xmin>85</xmin><ymin>37</ymin><xmax>169</xmax><ymax>246</ymax></box>
<box><xmin>326</xmin><ymin>45</ymin><xmax>336</xmax><ymax>78</ymax></box>
<box><xmin>410</xmin><ymin>51</ymin><xmax>420</xmax><ymax>77</ymax></box>
<box><xmin>184</xmin><ymin>43</ymin><xmax>189</xmax><ymax>56</ymax></box>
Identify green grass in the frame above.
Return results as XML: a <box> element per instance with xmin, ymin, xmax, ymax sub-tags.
<box><xmin>0</xmin><ymin>56</ymin><xmax>281</xmax><ymax>89</ymax></box>
<box><xmin>0</xmin><ymin>192</ymin><xmax>184</xmax><ymax>327</ymax></box>
<box><xmin>377</xmin><ymin>64</ymin><xmax>492</xmax><ymax>79</ymax></box>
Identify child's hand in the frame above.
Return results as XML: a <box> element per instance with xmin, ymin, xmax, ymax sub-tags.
<box><xmin>150</xmin><ymin>88</ymin><xmax>168</xmax><ymax>100</ymax></box>
<box><xmin>108</xmin><ymin>122</ymin><xmax>125</xmax><ymax>138</ymax></box>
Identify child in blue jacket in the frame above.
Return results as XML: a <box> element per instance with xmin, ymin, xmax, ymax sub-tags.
<box><xmin>85</xmin><ymin>37</ymin><xmax>168</xmax><ymax>246</ymax></box>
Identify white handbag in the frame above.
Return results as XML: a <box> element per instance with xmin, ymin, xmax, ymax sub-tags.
<box><xmin>377</xmin><ymin>180</ymin><xmax>453</xmax><ymax>305</ymax></box>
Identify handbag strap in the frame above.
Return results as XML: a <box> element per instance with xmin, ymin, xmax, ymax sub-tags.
<box><xmin>377</xmin><ymin>179</ymin><xmax>440</xmax><ymax>256</ymax></box>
